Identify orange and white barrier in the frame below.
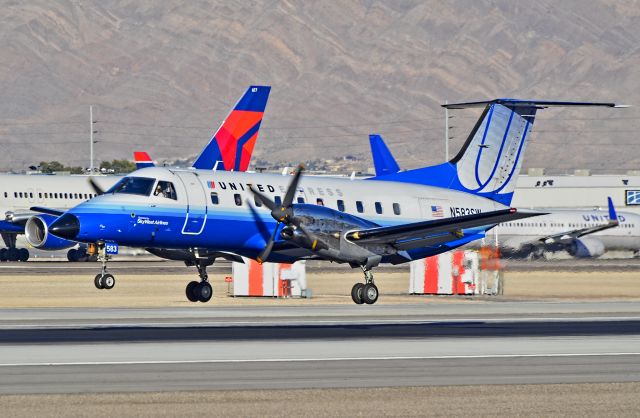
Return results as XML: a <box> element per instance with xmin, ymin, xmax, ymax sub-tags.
<box><xmin>409</xmin><ymin>250</ymin><xmax>480</xmax><ymax>295</ymax></box>
<box><xmin>232</xmin><ymin>258</ymin><xmax>307</xmax><ymax>298</ymax></box>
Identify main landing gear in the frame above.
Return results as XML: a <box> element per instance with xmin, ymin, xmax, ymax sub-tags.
<box><xmin>0</xmin><ymin>233</ymin><xmax>29</xmax><ymax>262</ymax></box>
<box><xmin>351</xmin><ymin>267</ymin><xmax>379</xmax><ymax>305</ymax></box>
<box><xmin>185</xmin><ymin>259</ymin><xmax>213</xmax><ymax>303</ymax></box>
<box><xmin>93</xmin><ymin>243</ymin><xmax>115</xmax><ymax>290</ymax></box>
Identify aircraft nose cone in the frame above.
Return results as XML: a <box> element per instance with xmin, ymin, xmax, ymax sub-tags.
<box><xmin>50</xmin><ymin>214</ymin><xmax>80</xmax><ymax>240</ymax></box>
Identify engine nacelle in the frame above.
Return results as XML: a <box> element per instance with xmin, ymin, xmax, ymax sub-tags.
<box><xmin>567</xmin><ymin>237</ymin><xmax>605</xmax><ymax>258</ymax></box>
<box><xmin>25</xmin><ymin>214</ymin><xmax>77</xmax><ymax>250</ymax></box>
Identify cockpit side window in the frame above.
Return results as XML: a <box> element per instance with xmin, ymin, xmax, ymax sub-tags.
<box><xmin>154</xmin><ymin>181</ymin><xmax>177</xmax><ymax>200</ymax></box>
<box><xmin>107</xmin><ymin>176</ymin><xmax>156</xmax><ymax>196</ymax></box>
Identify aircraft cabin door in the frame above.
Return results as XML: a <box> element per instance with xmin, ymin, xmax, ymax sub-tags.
<box><xmin>176</xmin><ymin>172</ymin><xmax>208</xmax><ymax>235</ymax></box>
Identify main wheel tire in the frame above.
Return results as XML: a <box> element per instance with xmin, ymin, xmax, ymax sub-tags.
<box><xmin>67</xmin><ymin>249</ymin><xmax>78</xmax><ymax>262</ymax></box>
<box><xmin>185</xmin><ymin>281</ymin><xmax>199</xmax><ymax>302</ymax></box>
<box><xmin>18</xmin><ymin>248</ymin><xmax>29</xmax><ymax>262</ymax></box>
<box><xmin>0</xmin><ymin>248</ymin><xmax>7</xmax><ymax>262</ymax></box>
<box><xmin>94</xmin><ymin>274</ymin><xmax>104</xmax><ymax>289</ymax></box>
<box><xmin>102</xmin><ymin>273</ymin><xmax>115</xmax><ymax>290</ymax></box>
<box><xmin>197</xmin><ymin>282</ymin><xmax>213</xmax><ymax>303</ymax></box>
<box><xmin>362</xmin><ymin>283</ymin><xmax>379</xmax><ymax>305</ymax></box>
<box><xmin>351</xmin><ymin>283</ymin><xmax>365</xmax><ymax>305</ymax></box>
<box><xmin>6</xmin><ymin>248</ymin><xmax>19</xmax><ymax>262</ymax></box>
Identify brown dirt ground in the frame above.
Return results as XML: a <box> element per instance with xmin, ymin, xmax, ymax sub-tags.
<box><xmin>1</xmin><ymin>383</ymin><xmax>639</xmax><ymax>417</ymax></box>
<box><xmin>1</xmin><ymin>270</ymin><xmax>640</xmax><ymax>308</ymax></box>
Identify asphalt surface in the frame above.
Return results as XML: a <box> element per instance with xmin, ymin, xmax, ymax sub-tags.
<box><xmin>2</xmin><ymin>256</ymin><xmax>640</xmax><ymax>275</ymax></box>
<box><xmin>1</xmin><ymin>304</ymin><xmax>640</xmax><ymax>394</ymax></box>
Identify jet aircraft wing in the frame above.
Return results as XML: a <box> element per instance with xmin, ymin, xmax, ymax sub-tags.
<box><xmin>346</xmin><ymin>208</ymin><xmax>544</xmax><ymax>251</ymax></box>
<box><xmin>29</xmin><ymin>207</ymin><xmax>66</xmax><ymax>217</ymax></box>
<box><xmin>538</xmin><ymin>197</ymin><xmax>619</xmax><ymax>245</ymax></box>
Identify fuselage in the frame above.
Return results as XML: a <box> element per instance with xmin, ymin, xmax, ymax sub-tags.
<box><xmin>0</xmin><ymin>173</ymin><xmax>120</xmax><ymax>233</ymax></box>
<box><xmin>63</xmin><ymin>167</ymin><xmax>508</xmax><ymax>263</ymax></box>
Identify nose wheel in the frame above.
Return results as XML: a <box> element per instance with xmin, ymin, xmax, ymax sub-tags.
<box><xmin>351</xmin><ymin>268</ymin><xmax>379</xmax><ymax>304</ymax></box>
<box><xmin>93</xmin><ymin>243</ymin><xmax>115</xmax><ymax>290</ymax></box>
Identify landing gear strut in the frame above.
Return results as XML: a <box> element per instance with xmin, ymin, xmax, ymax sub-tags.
<box><xmin>93</xmin><ymin>243</ymin><xmax>115</xmax><ymax>290</ymax></box>
<box><xmin>351</xmin><ymin>267</ymin><xmax>378</xmax><ymax>305</ymax></box>
<box><xmin>0</xmin><ymin>233</ymin><xmax>29</xmax><ymax>262</ymax></box>
<box><xmin>185</xmin><ymin>258</ymin><xmax>213</xmax><ymax>303</ymax></box>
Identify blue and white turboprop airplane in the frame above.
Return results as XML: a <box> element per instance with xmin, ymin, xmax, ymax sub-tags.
<box><xmin>39</xmin><ymin>99</ymin><xmax>619</xmax><ymax>304</ymax></box>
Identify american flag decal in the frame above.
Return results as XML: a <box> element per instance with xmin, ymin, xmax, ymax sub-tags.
<box><xmin>431</xmin><ymin>205</ymin><xmax>443</xmax><ymax>218</ymax></box>
<box><xmin>207</xmin><ymin>181</ymin><xmax>215</xmax><ymax>189</ymax></box>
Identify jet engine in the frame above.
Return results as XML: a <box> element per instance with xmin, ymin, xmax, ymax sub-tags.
<box><xmin>25</xmin><ymin>214</ymin><xmax>77</xmax><ymax>250</ymax></box>
<box><xmin>567</xmin><ymin>237</ymin><xmax>605</xmax><ymax>258</ymax></box>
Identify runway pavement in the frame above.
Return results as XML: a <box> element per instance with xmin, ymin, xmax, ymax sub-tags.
<box><xmin>1</xmin><ymin>303</ymin><xmax>640</xmax><ymax>394</ymax></box>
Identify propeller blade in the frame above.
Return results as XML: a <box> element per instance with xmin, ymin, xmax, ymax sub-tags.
<box><xmin>256</xmin><ymin>221</ymin><xmax>280</xmax><ymax>264</ymax></box>
<box><xmin>249</xmin><ymin>185</ymin><xmax>278</xmax><ymax>211</ymax></box>
<box><xmin>283</xmin><ymin>164</ymin><xmax>305</xmax><ymax>208</ymax></box>
<box><xmin>88</xmin><ymin>177</ymin><xmax>105</xmax><ymax>195</ymax></box>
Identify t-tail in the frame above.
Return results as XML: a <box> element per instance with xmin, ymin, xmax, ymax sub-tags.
<box><xmin>373</xmin><ymin>99</ymin><xmax>619</xmax><ymax>206</ymax></box>
<box><xmin>192</xmin><ymin>85</ymin><xmax>271</xmax><ymax>172</ymax></box>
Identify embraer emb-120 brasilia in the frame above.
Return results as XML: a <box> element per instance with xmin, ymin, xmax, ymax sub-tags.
<box><xmin>39</xmin><ymin>98</ymin><xmax>621</xmax><ymax>304</ymax></box>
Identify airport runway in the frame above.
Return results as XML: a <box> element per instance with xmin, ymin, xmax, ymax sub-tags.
<box><xmin>1</xmin><ymin>303</ymin><xmax>640</xmax><ymax>394</ymax></box>
<box><xmin>2</xmin><ymin>257</ymin><xmax>640</xmax><ymax>275</ymax></box>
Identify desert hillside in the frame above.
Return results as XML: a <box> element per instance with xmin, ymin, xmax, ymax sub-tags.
<box><xmin>0</xmin><ymin>0</ymin><xmax>638</xmax><ymax>173</ymax></box>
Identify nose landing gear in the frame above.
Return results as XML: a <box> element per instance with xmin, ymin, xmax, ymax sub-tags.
<box><xmin>351</xmin><ymin>267</ymin><xmax>379</xmax><ymax>305</ymax></box>
<box><xmin>93</xmin><ymin>243</ymin><xmax>115</xmax><ymax>290</ymax></box>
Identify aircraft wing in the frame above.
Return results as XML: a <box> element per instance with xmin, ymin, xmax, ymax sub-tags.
<box><xmin>29</xmin><ymin>207</ymin><xmax>66</xmax><ymax>217</ymax></box>
<box><xmin>346</xmin><ymin>208</ymin><xmax>544</xmax><ymax>251</ymax></box>
<box><xmin>538</xmin><ymin>197</ymin><xmax>619</xmax><ymax>245</ymax></box>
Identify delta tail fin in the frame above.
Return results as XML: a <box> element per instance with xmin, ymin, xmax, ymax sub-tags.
<box><xmin>369</xmin><ymin>134</ymin><xmax>400</xmax><ymax>176</ymax></box>
<box><xmin>133</xmin><ymin>151</ymin><xmax>155</xmax><ymax>169</ymax></box>
<box><xmin>192</xmin><ymin>85</ymin><xmax>271</xmax><ymax>171</ymax></box>
<box><xmin>373</xmin><ymin>99</ymin><xmax>619</xmax><ymax>206</ymax></box>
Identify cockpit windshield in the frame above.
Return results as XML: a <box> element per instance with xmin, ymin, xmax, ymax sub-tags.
<box><xmin>106</xmin><ymin>176</ymin><xmax>156</xmax><ymax>196</ymax></box>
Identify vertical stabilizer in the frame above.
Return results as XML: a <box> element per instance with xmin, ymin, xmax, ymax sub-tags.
<box><xmin>192</xmin><ymin>85</ymin><xmax>271</xmax><ymax>171</ymax></box>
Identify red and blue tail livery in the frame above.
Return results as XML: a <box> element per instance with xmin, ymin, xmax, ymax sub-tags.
<box><xmin>133</xmin><ymin>152</ymin><xmax>154</xmax><ymax>169</ymax></box>
<box><xmin>192</xmin><ymin>86</ymin><xmax>271</xmax><ymax>172</ymax></box>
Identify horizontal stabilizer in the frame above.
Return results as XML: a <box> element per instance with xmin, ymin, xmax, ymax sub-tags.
<box><xmin>443</xmin><ymin>99</ymin><xmax>619</xmax><ymax>109</ymax></box>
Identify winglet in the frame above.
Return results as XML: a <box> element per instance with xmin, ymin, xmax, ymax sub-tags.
<box><xmin>133</xmin><ymin>151</ymin><xmax>155</xmax><ymax>169</ymax></box>
<box><xmin>369</xmin><ymin>134</ymin><xmax>400</xmax><ymax>176</ymax></box>
<box><xmin>607</xmin><ymin>196</ymin><xmax>618</xmax><ymax>223</ymax></box>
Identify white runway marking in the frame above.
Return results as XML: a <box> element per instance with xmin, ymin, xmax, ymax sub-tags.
<box><xmin>2</xmin><ymin>352</ymin><xmax>640</xmax><ymax>367</ymax></box>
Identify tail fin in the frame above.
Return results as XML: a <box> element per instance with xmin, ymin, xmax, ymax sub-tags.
<box><xmin>192</xmin><ymin>85</ymin><xmax>271</xmax><ymax>171</ymax></box>
<box><xmin>133</xmin><ymin>151</ymin><xmax>155</xmax><ymax>169</ymax></box>
<box><xmin>374</xmin><ymin>99</ymin><xmax>617</xmax><ymax>206</ymax></box>
<box><xmin>369</xmin><ymin>134</ymin><xmax>400</xmax><ymax>176</ymax></box>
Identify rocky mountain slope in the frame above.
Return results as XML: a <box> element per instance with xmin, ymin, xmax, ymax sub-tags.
<box><xmin>0</xmin><ymin>0</ymin><xmax>638</xmax><ymax>173</ymax></box>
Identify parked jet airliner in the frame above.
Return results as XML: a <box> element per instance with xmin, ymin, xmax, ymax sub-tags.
<box><xmin>3</xmin><ymin>86</ymin><xmax>270</xmax><ymax>261</ymax></box>
<box><xmin>40</xmin><ymin>99</ymin><xmax>621</xmax><ymax>304</ymax></box>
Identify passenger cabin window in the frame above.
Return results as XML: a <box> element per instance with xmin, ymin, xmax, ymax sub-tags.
<box><xmin>375</xmin><ymin>202</ymin><xmax>383</xmax><ymax>214</ymax></box>
<box><xmin>234</xmin><ymin>193</ymin><xmax>242</xmax><ymax>206</ymax></box>
<box><xmin>393</xmin><ymin>203</ymin><xmax>401</xmax><ymax>215</ymax></box>
<box><xmin>356</xmin><ymin>201</ymin><xmax>364</xmax><ymax>213</ymax></box>
<box><xmin>210</xmin><ymin>192</ymin><xmax>219</xmax><ymax>205</ymax></box>
<box><xmin>274</xmin><ymin>196</ymin><xmax>282</xmax><ymax>207</ymax></box>
<box><xmin>3</xmin><ymin>192</ymin><xmax>6</xmax><ymax>198</ymax></box>
<box><xmin>153</xmin><ymin>181</ymin><xmax>177</xmax><ymax>200</ymax></box>
<box><xmin>29</xmin><ymin>192</ymin><xmax>33</xmax><ymax>198</ymax></box>
<box><xmin>337</xmin><ymin>199</ymin><xmax>345</xmax><ymax>212</ymax></box>
<box><xmin>316</xmin><ymin>198</ymin><xmax>324</xmax><ymax>206</ymax></box>
<box><xmin>108</xmin><ymin>176</ymin><xmax>156</xmax><ymax>196</ymax></box>
<box><xmin>297</xmin><ymin>197</ymin><xmax>305</xmax><ymax>204</ymax></box>
<box><xmin>254</xmin><ymin>196</ymin><xmax>262</xmax><ymax>207</ymax></box>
